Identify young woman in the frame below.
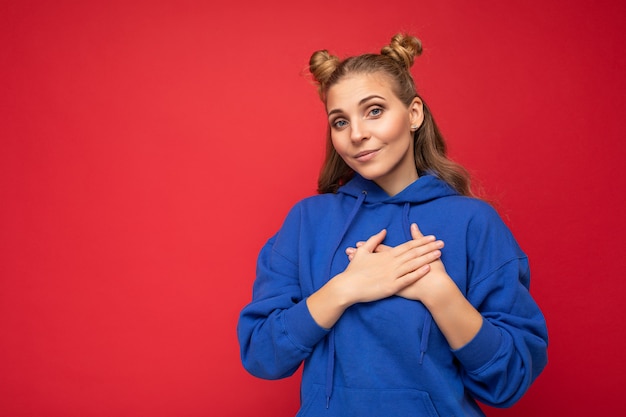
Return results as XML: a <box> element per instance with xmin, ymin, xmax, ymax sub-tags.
<box><xmin>237</xmin><ymin>34</ymin><xmax>548</xmax><ymax>416</ymax></box>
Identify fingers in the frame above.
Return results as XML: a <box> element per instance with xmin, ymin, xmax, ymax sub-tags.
<box><xmin>394</xmin><ymin>244</ymin><xmax>443</xmax><ymax>277</ymax></box>
<box><xmin>345</xmin><ymin>241</ymin><xmax>365</xmax><ymax>259</ymax></box>
<box><xmin>392</xmin><ymin>223</ymin><xmax>444</xmax><ymax>274</ymax></box>
<box><xmin>360</xmin><ymin>229</ymin><xmax>387</xmax><ymax>253</ymax></box>
<box><xmin>346</xmin><ymin>242</ymin><xmax>391</xmax><ymax>261</ymax></box>
<box><xmin>345</xmin><ymin>224</ymin><xmax>440</xmax><ymax>262</ymax></box>
<box><xmin>397</xmin><ymin>263</ymin><xmax>431</xmax><ymax>285</ymax></box>
<box><xmin>410</xmin><ymin>223</ymin><xmax>424</xmax><ymax>240</ymax></box>
<box><xmin>392</xmin><ymin>233</ymin><xmax>442</xmax><ymax>256</ymax></box>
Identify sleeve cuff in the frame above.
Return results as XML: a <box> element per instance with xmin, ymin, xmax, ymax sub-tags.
<box><xmin>283</xmin><ymin>298</ymin><xmax>330</xmax><ymax>350</ymax></box>
<box><xmin>452</xmin><ymin>318</ymin><xmax>503</xmax><ymax>372</ymax></box>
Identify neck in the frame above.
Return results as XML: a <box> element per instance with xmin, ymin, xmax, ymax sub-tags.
<box><xmin>376</xmin><ymin>170</ymin><xmax>419</xmax><ymax>196</ymax></box>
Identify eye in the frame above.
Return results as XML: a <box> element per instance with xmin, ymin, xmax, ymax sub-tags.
<box><xmin>368</xmin><ymin>107</ymin><xmax>383</xmax><ymax>117</ymax></box>
<box><xmin>332</xmin><ymin>119</ymin><xmax>348</xmax><ymax>129</ymax></box>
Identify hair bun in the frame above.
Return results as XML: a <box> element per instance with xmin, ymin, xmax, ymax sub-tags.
<box><xmin>309</xmin><ymin>49</ymin><xmax>341</xmax><ymax>92</ymax></box>
<box><xmin>381</xmin><ymin>33</ymin><xmax>423</xmax><ymax>69</ymax></box>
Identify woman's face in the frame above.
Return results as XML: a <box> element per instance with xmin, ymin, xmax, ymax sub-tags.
<box><xmin>326</xmin><ymin>72</ymin><xmax>424</xmax><ymax>196</ymax></box>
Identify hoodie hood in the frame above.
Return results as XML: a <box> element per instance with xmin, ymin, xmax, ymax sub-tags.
<box><xmin>337</xmin><ymin>173</ymin><xmax>459</xmax><ymax>204</ymax></box>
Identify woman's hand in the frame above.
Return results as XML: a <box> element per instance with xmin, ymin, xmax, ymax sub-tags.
<box><xmin>307</xmin><ymin>227</ymin><xmax>441</xmax><ymax>329</ymax></box>
<box><xmin>395</xmin><ymin>224</ymin><xmax>452</xmax><ymax>302</ymax></box>
<box><xmin>345</xmin><ymin>224</ymin><xmax>451</xmax><ymax>303</ymax></box>
<box><xmin>338</xmin><ymin>228</ymin><xmax>444</xmax><ymax>304</ymax></box>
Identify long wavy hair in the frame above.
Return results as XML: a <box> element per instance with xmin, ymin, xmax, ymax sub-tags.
<box><xmin>308</xmin><ymin>34</ymin><xmax>474</xmax><ymax>197</ymax></box>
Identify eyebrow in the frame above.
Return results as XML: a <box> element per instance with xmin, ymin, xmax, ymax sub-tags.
<box><xmin>327</xmin><ymin>95</ymin><xmax>386</xmax><ymax>117</ymax></box>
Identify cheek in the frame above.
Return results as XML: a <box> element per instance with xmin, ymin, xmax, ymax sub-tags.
<box><xmin>382</xmin><ymin>118</ymin><xmax>410</xmax><ymax>141</ymax></box>
<box><xmin>330</xmin><ymin>133</ymin><xmax>347</xmax><ymax>155</ymax></box>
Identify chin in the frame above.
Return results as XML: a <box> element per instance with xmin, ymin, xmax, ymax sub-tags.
<box><xmin>354</xmin><ymin>171</ymin><xmax>380</xmax><ymax>181</ymax></box>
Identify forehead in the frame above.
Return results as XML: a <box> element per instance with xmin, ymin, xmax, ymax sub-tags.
<box><xmin>326</xmin><ymin>72</ymin><xmax>397</xmax><ymax>110</ymax></box>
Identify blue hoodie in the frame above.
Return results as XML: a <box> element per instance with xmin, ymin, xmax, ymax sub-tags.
<box><xmin>238</xmin><ymin>174</ymin><xmax>548</xmax><ymax>416</ymax></box>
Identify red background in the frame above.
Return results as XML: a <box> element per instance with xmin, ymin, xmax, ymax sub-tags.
<box><xmin>1</xmin><ymin>0</ymin><xmax>625</xmax><ymax>415</ymax></box>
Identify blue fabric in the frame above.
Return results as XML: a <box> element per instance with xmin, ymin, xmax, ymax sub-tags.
<box><xmin>237</xmin><ymin>174</ymin><xmax>548</xmax><ymax>416</ymax></box>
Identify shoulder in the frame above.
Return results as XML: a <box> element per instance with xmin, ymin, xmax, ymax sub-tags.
<box><xmin>461</xmin><ymin>199</ymin><xmax>526</xmax><ymax>268</ymax></box>
<box><xmin>436</xmin><ymin>195</ymin><xmax>522</xmax><ymax>253</ymax></box>
<box><xmin>274</xmin><ymin>193</ymin><xmax>343</xmax><ymax>241</ymax></box>
<box><xmin>441</xmin><ymin>199</ymin><xmax>530</xmax><ymax>288</ymax></box>
<box><xmin>434</xmin><ymin>194</ymin><xmax>504</xmax><ymax>225</ymax></box>
<box><xmin>298</xmin><ymin>192</ymin><xmax>343</xmax><ymax>208</ymax></box>
<box><xmin>283</xmin><ymin>193</ymin><xmax>337</xmax><ymax>213</ymax></box>
<box><xmin>465</xmin><ymin>198</ymin><xmax>513</xmax><ymax>237</ymax></box>
<box><xmin>464</xmin><ymin>198</ymin><xmax>506</xmax><ymax>227</ymax></box>
<box><xmin>282</xmin><ymin>193</ymin><xmax>344</xmax><ymax>221</ymax></box>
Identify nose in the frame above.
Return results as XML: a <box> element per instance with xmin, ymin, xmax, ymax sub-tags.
<box><xmin>350</xmin><ymin>119</ymin><xmax>368</xmax><ymax>143</ymax></box>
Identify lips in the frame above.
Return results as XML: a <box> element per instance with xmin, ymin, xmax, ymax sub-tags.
<box><xmin>354</xmin><ymin>149</ymin><xmax>380</xmax><ymax>162</ymax></box>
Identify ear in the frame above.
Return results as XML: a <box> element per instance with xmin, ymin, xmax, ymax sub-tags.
<box><xmin>408</xmin><ymin>96</ymin><xmax>424</xmax><ymax>131</ymax></box>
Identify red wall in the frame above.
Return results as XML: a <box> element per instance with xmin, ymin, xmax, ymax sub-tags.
<box><xmin>1</xmin><ymin>0</ymin><xmax>625</xmax><ymax>415</ymax></box>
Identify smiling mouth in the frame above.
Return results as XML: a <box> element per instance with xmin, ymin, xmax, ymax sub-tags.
<box><xmin>354</xmin><ymin>149</ymin><xmax>380</xmax><ymax>162</ymax></box>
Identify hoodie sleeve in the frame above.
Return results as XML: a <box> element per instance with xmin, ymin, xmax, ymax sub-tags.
<box><xmin>237</xmin><ymin>204</ymin><xmax>330</xmax><ymax>380</ymax></box>
<box><xmin>452</xmin><ymin>204</ymin><xmax>548</xmax><ymax>408</ymax></box>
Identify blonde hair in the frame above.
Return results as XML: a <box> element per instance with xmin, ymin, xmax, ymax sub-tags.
<box><xmin>309</xmin><ymin>34</ymin><xmax>474</xmax><ymax>197</ymax></box>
